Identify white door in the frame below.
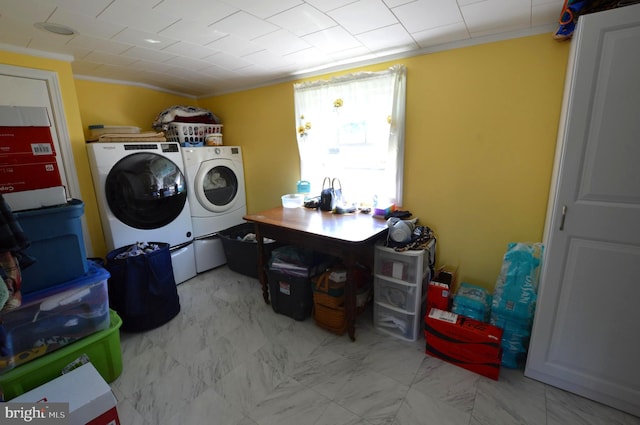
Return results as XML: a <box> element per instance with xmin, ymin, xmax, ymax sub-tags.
<box><xmin>525</xmin><ymin>4</ymin><xmax>640</xmax><ymax>417</ymax></box>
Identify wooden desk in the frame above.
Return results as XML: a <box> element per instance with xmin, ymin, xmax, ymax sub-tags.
<box><xmin>244</xmin><ymin>206</ymin><xmax>388</xmax><ymax>340</ymax></box>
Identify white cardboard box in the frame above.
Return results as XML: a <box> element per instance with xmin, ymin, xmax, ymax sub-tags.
<box><xmin>0</xmin><ymin>106</ymin><xmax>50</xmax><ymax>127</ymax></box>
<box><xmin>3</xmin><ymin>186</ymin><xmax>68</xmax><ymax>211</ymax></box>
<box><xmin>11</xmin><ymin>363</ymin><xmax>120</xmax><ymax>425</ymax></box>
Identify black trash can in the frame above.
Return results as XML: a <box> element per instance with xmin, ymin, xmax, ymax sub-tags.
<box><xmin>105</xmin><ymin>242</ymin><xmax>180</xmax><ymax>332</ymax></box>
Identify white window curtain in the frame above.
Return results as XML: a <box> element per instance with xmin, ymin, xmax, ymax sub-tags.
<box><xmin>293</xmin><ymin>64</ymin><xmax>406</xmax><ymax>207</ymax></box>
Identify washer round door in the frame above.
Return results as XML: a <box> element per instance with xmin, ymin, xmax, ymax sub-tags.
<box><xmin>105</xmin><ymin>152</ymin><xmax>187</xmax><ymax>229</ymax></box>
<box><xmin>194</xmin><ymin>159</ymin><xmax>244</xmax><ymax>213</ymax></box>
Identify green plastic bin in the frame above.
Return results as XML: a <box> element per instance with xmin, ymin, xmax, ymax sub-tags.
<box><xmin>0</xmin><ymin>309</ymin><xmax>123</xmax><ymax>401</ymax></box>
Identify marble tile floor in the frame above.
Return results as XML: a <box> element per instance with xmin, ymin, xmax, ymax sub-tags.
<box><xmin>110</xmin><ymin>266</ymin><xmax>640</xmax><ymax>425</ymax></box>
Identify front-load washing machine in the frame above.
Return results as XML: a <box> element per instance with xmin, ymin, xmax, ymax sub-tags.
<box><xmin>87</xmin><ymin>142</ymin><xmax>196</xmax><ymax>284</ymax></box>
<box><xmin>181</xmin><ymin>145</ymin><xmax>246</xmax><ymax>273</ymax></box>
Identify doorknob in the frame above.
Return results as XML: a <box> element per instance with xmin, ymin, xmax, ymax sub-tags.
<box><xmin>559</xmin><ymin>205</ymin><xmax>567</xmax><ymax>231</ymax></box>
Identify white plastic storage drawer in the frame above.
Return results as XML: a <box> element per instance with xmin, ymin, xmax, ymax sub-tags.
<box><xmin>374</xmin><ymin>277</ymin><xmax>421</xmax><ymax>314</ymax></box>
<box><xmin>374</xmin><ymin>302</ymin><xmax>420</xmax><ymax>342</ymax></box>
<box><xmin>374</xmin><ymin>245</ymin><xmax>429</xmax><ymax>284</ymax></box>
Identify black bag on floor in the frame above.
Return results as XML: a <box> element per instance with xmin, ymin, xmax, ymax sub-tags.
<box><xmin>106</xmin><ymin>242</ymin><xmax>180</xmax><ymax>332</ymax></box>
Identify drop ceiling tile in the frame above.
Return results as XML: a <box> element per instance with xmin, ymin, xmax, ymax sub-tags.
<box><xmin>27</xmin><ymin>37</ymin><xmax>75</xmax><ymax>56</ymax></box>
<box><xmin>393</xmin><ymin>0</ymin><xmax>463</xmax><ymax>33</ymax></box>
<box><xmin>383</xmin><ymin>0</ymin><xmax>416</xmax><ymax>7</ymax></box>
<box><xmin>120</xmin><ymin>46</ymin><xmax>178</xmax><ymax>62</ymax></box>
<box><xmin>201</xmin><ymin>52</ymin><xmax>253</xmax><ymax>71</ymax></box>
<box><xmin>305</xmin><ymin>0</ymin><xmax>361</xmax><ymax>13</ymax></box>
<box><xmin>56</xmin><ymin>0</ymin><xmax>114</xmax><ymax>17</ymax></box>
<box><xmin>267</xmin><ymin>3</ymin><xmax>337</xmax><ymax>37</ymax></box>
<box><xmin>83</xmin><ymin>50</ymin><xmax>138</xmax><ymax>67</ymax></box>
<box><xmin>462</xmin><ymin>0</ymin><xmax>530</xmax><ymax>36</ymax></box>
<box><xmin>111</xmin><ymin>28</ymin><xmax>179</xmax><ymax>50</ymax></box>
<box><xmin>159</xmin><ymin>20</ymin><xmax>227</xmax><ymax>45</ymax></box>
<box><xmin>412</xmin><ymin>21</ymin><xmax>470</xmax><ymax>48</ymax></box>
<box><xmin>284</xmin><ymin>47</ymin><xmax>333</xmax><ymax>69</ymax></box>
<box><xmin>66</xmin><ymin>34</ymin><xmax>132</xmax><ymax>54</ymax></box>
<box><xmin>162</xmin><ymin>41</ymin><xmax>219</xmax><ymax>59</ymax></box>
<box><xmin>152</xmin><ymin>0</ymin><xmax>238</xmax><ymax>25</ymax></box>
<box><xmin>97</xmin><ymin>1</ymin><xmax>179</xmax><ymax>34</ymax></box>
<box><xmin>207</xmin><ymin>34</ymin><xmax>263</xmax><ymax>57</ymax></box>
<box><xmin>242</xmin><ymin>49</ymin><xmax>297</xmax><ymax>70</ymax></box>
<box><xmin>303</xmin><ymin>26</ymin><xmax>362</xmax><ymax>54</ymax></box>
<box><xmin>252</xmin><ymin>29</ymin><xmax>312</xmax><ymax>55</ymax></box>
<box><xmin>163</xmin><ymin>55</ymin><xmax>215</xmax><ymax>72</ymax></box>
<box><xmin>356</xmin><ymin>23</ymin><xmax>418</xmax><ymax>52</ymax></box>
<box><xmin>210</xmin><ymin>11</ymin><xmax>279</xmax><ymax>40</ymax></box>
<box><xmin>328</xmin><ymin>0</ymin><xmax>399</xmax><ymax>35</ymax></box>
<box><xmin>48</xmin><ymin>8</ymin><xmax>125</xmax><ymax>39</ymax></box>
<box><xmin>0</xmin><ymin>0</ymin><xmax>56</xmax><ymax>25</ymax></box>
<box><xmin>222</xmin><ymin>0</ymin><xmax>304</xmax><ymax>19</ymax></box>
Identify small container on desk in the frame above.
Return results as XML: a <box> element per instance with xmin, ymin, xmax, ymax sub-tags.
<box><xmin>373</xmin><ymin>241</ymin><xmax>434</xmax><ymax>341</ymax></box>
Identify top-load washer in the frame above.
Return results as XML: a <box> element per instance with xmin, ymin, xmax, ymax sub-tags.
<box><xmin>181</xmin><ymin>145</ymin><xmax>246</xmax><ymax>273</ymax></box>
<box><xmin>87</xmin><ymin>141</ymin><xmax>196</xmax><ymax>284</ymax></box>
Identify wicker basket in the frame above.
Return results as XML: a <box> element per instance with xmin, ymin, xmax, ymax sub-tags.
<box><xmin>313</xmin><ymin>303</ymin><xmax>346</xmax><ymax>335</ymax></box>
<box><xmin>312</xmin><ymin>272</ymin><xmax>345</xmax><ymax>308</ymax></box>
<box><xmin>165</xmin><ymin>122</ymin><xmax>223</xmax><ymax>147</ymax></box>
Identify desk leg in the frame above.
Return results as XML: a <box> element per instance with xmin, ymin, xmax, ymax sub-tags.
<box><xmin>344</xmin><ymin>255</ymin><xmax>357</xmax><ymax>341</ymax></box>
<box><xmin>254</xmin><ymin>224</ymin><xmax>270</xmax><ymax>304</ymax></box>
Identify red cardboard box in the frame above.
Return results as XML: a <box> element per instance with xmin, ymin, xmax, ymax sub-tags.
<box><xmin>426</xmin><ymin>281</ymin><xmax>450</xmax><ymax>312</ymax></box>
<box><xmin>0</xmin><ymin>161</ymin><xmax>62</xmax><ymax>194</ymax></box>
<box><xmin>424</xmin><ymin>308</ymin><xmax>503</xmax><ymax>380</ymax></box>
<box><xmin>0</xmin><ymin>126</ymin><xmax>55</xmax><ymax>156</ymax></box>
<box><xmin>424</xmin><ymin>308</ymin><xmax>503</xmax><ymax>345</ymax></box>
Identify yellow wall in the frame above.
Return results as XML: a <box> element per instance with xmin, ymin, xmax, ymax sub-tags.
<box><xmin>1</xmin><ymin>32</ymin><xmax>570</xmax><ymax>289</ymax></box>
<box><xmin>200</xmin><ymin>33</ymin><xmax>571</xmax><ymax>288</ymax></box>
<box><xmin>74</xmin><ymin>79</ymin><xmax>196</xmax><ymax>140</ymax></box>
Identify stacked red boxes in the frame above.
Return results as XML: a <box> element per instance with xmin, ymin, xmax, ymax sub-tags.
<box><xmin>0</xmin><ymin>109</ymin><xmax>62</xmax><ymax>195</ymax></box>
<box><xmin>426</xmin><ymin>281</ymin><xmax>450</xmax><ymax>313</ymax></box>
<box><xmin>424</xmin><ymin>308</ymin><xmax>503</xmax><ymax>380</ymax></box>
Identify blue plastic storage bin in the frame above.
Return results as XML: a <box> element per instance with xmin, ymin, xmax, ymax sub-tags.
<box><xmin>15</xmin><ymin>199</ymin><xmax>88</xmax><ymax>294</ymax></box>
<box><xmin>0</xmin><ymin>262</ymin><xmax>110</xmax><ymax>373</ymax></box>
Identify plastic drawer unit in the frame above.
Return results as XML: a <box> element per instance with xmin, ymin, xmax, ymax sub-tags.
<box><xmin>373</xmin><ymin>241</ymin><xmax>434</xmax><ymax>341</ymax></box>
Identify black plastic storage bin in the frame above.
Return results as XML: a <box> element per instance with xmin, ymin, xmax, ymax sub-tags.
<box><xmin>105</xmin><ymin>242</ymin><xmax>180</xmax><ymax>332</ymax></box>
<box><xmin>267</xmin><ymin>269</ymin><xmax>315</xmax><ymax>321</ymax></box>
<box><xmin>267</xmin><ymin>246</ymin><xmax>335</xmax><ymax>321</ymax></box>
<box><xmin>219</xmin><ymin>222</ymin><xmax>280</xmax><ymax>278</ymax></box>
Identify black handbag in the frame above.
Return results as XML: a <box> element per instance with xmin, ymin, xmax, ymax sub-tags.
<box><xmin>319</xmin><ymin>177</ymin><xmax>342</xmax><ymax>211</ymax></box>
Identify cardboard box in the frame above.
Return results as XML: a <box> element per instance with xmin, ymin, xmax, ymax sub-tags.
<box><xmin>0</xmin><ymin>161</ymin><xmax>62</xmax><ymax>194</ymax></box>
<box><xmin>0</xmin><ymin>106</ymin><xmax>50</xmax><ymax>127</ymax></box>
<box><xmin>0</xmin><ymin>127</ymin><xmax>55</xmax><ymax>156</ymax></box>
<box><xmin>2</xmin><ymin>186</ymin><xmax>68</xmax><ymax>211</ymax></box>
<box><xmin>425</xmin><ymin>308</ymin><xmax>502</xmax><ymax>345</ymax></box>
<box><xmin>10</xmin><ymin>363</ymin><xmax>120</xmax><ymax>425</ymax></box>
<box><xmin>424</xmin><ymin>308</ymin><xmax>503</xmax><ymax>380</ymax></box>
<box><xmin>426</xmin><ymin>281</ymin><xmax>450</xmax><ymax>312</ymax></box>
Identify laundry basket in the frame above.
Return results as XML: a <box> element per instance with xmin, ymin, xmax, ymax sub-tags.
<box><xmin>165</xmin><ymin>122</ymin><xmax>223</xmax><ymax>147</ymax></box>
<box><xmin>105</xmin><ymin>242</ymin><xmax>180</xmax><ymax>332</ymax></box>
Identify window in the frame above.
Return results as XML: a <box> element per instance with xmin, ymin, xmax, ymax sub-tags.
<box><xmin>294</xmin><ymin>64</ymin><xmax>406</xmax><ymax>207</ymax></box>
